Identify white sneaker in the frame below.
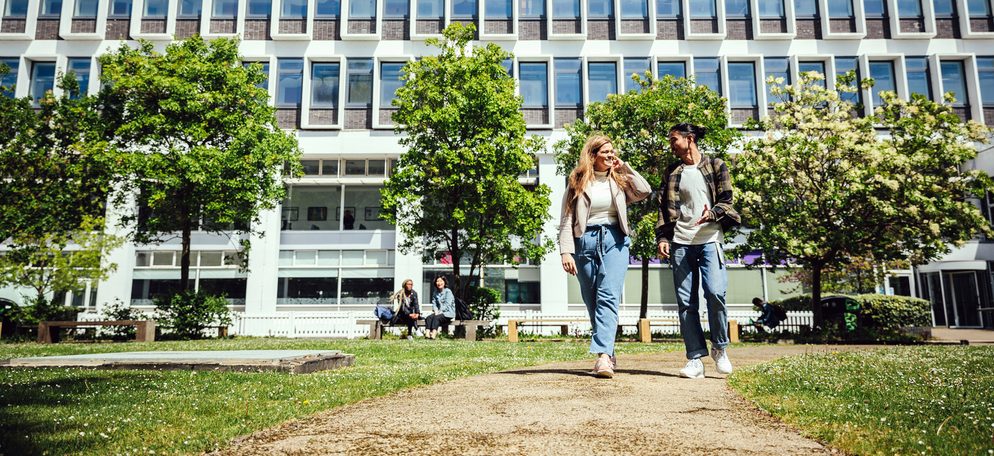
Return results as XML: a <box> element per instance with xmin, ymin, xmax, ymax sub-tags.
<box><xmin>679</xmin><ymin>359</ymin><xmax>705</xmax><ymax>379</ymax></box>
<box><xmin>711</xmin><ymin>347</ymin><xmax>733</xmax><ymax>375</ymax></box>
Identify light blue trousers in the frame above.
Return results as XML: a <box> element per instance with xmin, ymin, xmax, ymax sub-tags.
<box><xmin>574</xmin><ymin>224</ymin><xmax>629</xmax><ymax>356</ymax></box>
<box><xmin>671</xmin><ymin>242</ymin><xmax>730</xmax><ymax>360</ymax></box>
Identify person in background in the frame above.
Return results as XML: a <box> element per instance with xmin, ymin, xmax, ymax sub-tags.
<box><xmin>389</xmin><ymin>279</ymin><xmax>420</xmax><ymax>339</ymax></box>
<box><xmin>425</xmin><ymin>276</ymin><xmax>455</xmax><ymax>340</ymax></box>
<box><xmin>751</xmin><ymin>297</ymin><xmax>784</xmax><ymax>333</ymax></box>
<box><xmin>344</xmin><ymin>209</ymin><xmax>355</xmax><ymax>230</ymax></box>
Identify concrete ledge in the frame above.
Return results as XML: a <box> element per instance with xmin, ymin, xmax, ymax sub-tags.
<box><xmin>2</xmin><ymin>350</ymin><xmax>355</xmax><ymax>374</ymax></box>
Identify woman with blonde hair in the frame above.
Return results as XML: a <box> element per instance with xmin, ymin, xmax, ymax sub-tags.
<box><xmin>389</xmin><ymin>278</ymin><xmax>420</xmax><ymax>339</ymax></box>
<box><xmin>559</xmin><ymin>134</ymin><xmax>652</xmax><ymax>378</ymax></box>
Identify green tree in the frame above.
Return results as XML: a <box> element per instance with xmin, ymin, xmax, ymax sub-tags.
<box><xmin>381</xmin><ymin>23</ymin><xmax>553</xmax><ymax>299</ymax></box>
<box><xmin>553</xmin><ymin>75</ymin><xmax>739</xmax><ymax>318</ymax></box>
<box><xmin>98</xmin><ymin>36</ymin><xmax>302</xmax><ymax>292</ymax></box>
<box><xmin>734</xmin><ymin>72</ymin><xmax>993</xmax><ymax>327</ymax></box>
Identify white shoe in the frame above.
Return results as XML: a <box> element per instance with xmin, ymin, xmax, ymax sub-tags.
<box><xmin>711</xmin><ymin>347</ymin><xmax>733</xmax><ymax>375</ymax></box>
<box><xmin>679</xmin><ymin>358</ymin><xmax>705</xmax><ymax>379</ymax></box>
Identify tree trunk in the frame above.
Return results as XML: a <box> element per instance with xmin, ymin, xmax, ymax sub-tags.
<box><xmin>450</xmin><ymin>227</ymin><xmax>462</xmax><ymax>301</ymax></box>
<box><xmin>639</xmin><ymin>257</ymin><xmax>649</xmax><ymax>319</ymax></box>
<box><xmin>180</xmin><ymin>214</ymin><xmax>193</xmax><ymax>294</ymax></box>
<box><xmin>811</xmin><ymin>263</ymin><xmax>823</xmax><ymax>329</ymax></box>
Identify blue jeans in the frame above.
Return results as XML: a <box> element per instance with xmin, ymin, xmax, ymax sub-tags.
<box><xmin>574</xmin><ymin>224</ymin><xmax>629</xmax><ymax>356</ymax></box>
<box><xmin>671</xmin><ymin>242</ymin><xmax>729</xmax><ymax>359</ymax></box>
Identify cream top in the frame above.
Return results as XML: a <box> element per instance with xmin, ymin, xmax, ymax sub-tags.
<box><xmin>673</xmin><ymin>164</ymin><xmax>722</xmax><ymax>245</ymax></box>
<box><xmin>586</xmin><ymin>170</ymin><xmax>619</xmax><ymax>226</ymax></box>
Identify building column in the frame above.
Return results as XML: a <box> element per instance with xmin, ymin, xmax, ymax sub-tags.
<box><xmin>539</xmin><ymin>152</ymin><xmax>569</xmax><ymax>314</ymax></box>
<box><xmin>244</xmin><ymin>205</ymin><xmax>281</xmax><ymax>315</ymax></box>
<box><xmin>393</xmin><ymin>225</ymin><xmax>423</xmax><ymax>292</ymax></box>
<box><xmin>96</xmin><ymin>189</ymin><xmax>136</xmax><ymax>312</ymax></box>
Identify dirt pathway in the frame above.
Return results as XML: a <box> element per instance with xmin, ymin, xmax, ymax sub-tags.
<box><xmin>219</xmin><ymin>345</ymin><xmax>862</xmax><ymax>455</ymax></box>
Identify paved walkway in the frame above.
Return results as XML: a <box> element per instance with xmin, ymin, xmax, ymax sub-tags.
<box><xmin>931</xmin><ymin>327</ymin><xmax>994</xmax><ymax>344</ymax></box>
<box><xmin>219</xmin><ymin>345</ymin><xmax>861</xmax><ymax>455</ymax></box>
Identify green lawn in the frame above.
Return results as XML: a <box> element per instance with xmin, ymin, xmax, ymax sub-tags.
<box><xmin>729</xmin><ymin>346</ymin><xmax>994</xmax><ymax>455</ymax></box>
<box><xmin>0</xmin><ymin>338</ymin><xmax>678</xmax><ymax>455</ymax></box>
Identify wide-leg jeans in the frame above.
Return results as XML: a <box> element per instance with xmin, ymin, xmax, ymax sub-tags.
<box><xmin>671</xmin><ymin>242</ymin><xmax>729</xmax><ymax>360</ymax></box>
<box><xmin>574</xmin><ymin>224</ymin><xmax>629</xmax><ymax>356</ymax></box>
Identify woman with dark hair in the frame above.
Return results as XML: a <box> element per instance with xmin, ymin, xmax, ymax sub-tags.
<box><xmin>425</xmin><ymin>275</ymin><xmax>455</xmax><ymax>339</ymax></box>
<box><xmin>559</xmin><ymin>134</ymin><xmax>652</xmax><ymax>378</ymax></box>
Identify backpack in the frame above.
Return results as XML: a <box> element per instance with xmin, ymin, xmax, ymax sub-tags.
<box><xmin>455</xmin><ymin>297</ymin><xmax>474</xmax><ymax>320</ymax></box>
<box><xmin>373</xmin><ymin>305</ymin><xmax>394</xmax><ymax>322</ymax></box>
<box><xmin>771</xmin><ymin>304</ymin><xmax>788</xmax><ymax>323</ymax></box>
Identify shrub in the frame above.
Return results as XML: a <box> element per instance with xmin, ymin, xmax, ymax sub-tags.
<box><xmin>154</xmin><ymin>291</ymin><xmax>231</xmax><ymax>340</ymax></box>
<box><xmin>784</xmin><ymin>294</ymin><xmax>931</xmax><ymax>343</ymax></box>
<box><xmin>469</xmin><ymin>286</ymin><xmax>502</xmax><ymax>338</ymax></box>
<box><xmin>770</xmin><ymin>295</ymin><xmax>812</xmax><ymax>312</ymax></box>
<box><xmin>99</xmin><ymin>299</ymin><xmax>147</xmax><ymax>340</ymax></box>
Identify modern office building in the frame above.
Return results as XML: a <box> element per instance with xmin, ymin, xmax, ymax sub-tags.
<box><xmin>1</xmin><ymin>0</ymin><xmax>992</xmax><ymax>332</ymax></box>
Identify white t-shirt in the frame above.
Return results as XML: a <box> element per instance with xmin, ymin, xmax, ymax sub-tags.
<box><xmin>586</xmin><ymin>171</ymin><xmax>619</xmax><ymax>225</ymax></box>
<box><xmin>673</xmin><ymin>164</ymin><xmax>722</xmax><ymax>245</ymax></box>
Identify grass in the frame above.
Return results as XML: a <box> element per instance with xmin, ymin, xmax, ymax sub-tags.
<box><xmin>729</xmin><ymin>346</ymin><xmax>994</xmax><ymax>456</ymax></box>
<box><xmin>0</xmin><ymin>337</ymin><xmax>678</xmax><ymax>455</ymax></box>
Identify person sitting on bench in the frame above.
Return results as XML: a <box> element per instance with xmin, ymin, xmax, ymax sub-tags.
<box><xmin>425</xmin><ymin>276</ymin><xmax>455</xmax><ymax>340</ymax></box>
<box><xmin>389</xmin><ymin>278</ymin><xmax>420</xmax><ymax>339</ymax></box>
<box><xmin>751</xmin><ymin>297</ymin><xmax>785</xmax><ymax>333</ymax></box>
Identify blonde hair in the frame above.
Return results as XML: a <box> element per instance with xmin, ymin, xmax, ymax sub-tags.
<box><xmin>566</xmin><ymin>134</ymin><xmax>629</xmax><ymax>215</ymax></box>
<box><xmin>390</xmin><ymin>279</ymin><xmax>415</xmax><ymax>302</ymax></box>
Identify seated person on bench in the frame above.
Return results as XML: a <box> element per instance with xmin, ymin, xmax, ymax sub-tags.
<box><xmin>751</xmin><ymin>297</ymin><xmax>785</xmax><ymax>333</ymax></box>
<box><xmin>425</xmin><ymin>275</ymin><xmax>455</xmax><ymax>340</ymax></box>
<box><xmin>389</xmin><ymin>278</ymin><xmax>420</xmax><ymax>339</ymax></box>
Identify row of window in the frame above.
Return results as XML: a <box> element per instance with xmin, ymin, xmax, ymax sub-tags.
<box><xmin>5</xmin><ymin>0</ymin><xmax>989</xmax><ymax>21</ymax></box>
<box><xmin>0</xmin><ymin>57</ymin><xmax>90</xmax><ymax>104</ymax></box>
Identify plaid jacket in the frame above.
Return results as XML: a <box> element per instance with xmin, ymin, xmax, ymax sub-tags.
<box><xmin>655</xmin><ymin>154</ymin><xmax>741</xmax><ymax>245</ymax></box>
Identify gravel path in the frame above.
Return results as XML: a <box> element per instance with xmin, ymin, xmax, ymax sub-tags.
<box><xmin>218</xmin><ymin>345</ymin><xmax>860</xmax><ymax>455</ymax></box>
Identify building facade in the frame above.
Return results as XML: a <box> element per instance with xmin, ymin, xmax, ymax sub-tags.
<box><xmin>1</xmin><ymin>0</ymin><xmax>993</xmax><ymax>332</ymax></box>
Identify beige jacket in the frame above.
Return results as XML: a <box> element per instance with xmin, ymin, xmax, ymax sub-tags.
<box><xmin>558</xmin><ymin>162</ymin><xmax>653</xmax><ymax>254</ymax></box>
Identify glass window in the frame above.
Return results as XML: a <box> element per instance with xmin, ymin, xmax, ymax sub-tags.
<box><xmin>249</xmin><ymin>0</ymin><xmax>274</xmax><ymax>16</ymax></box>
<box><xmin>301</xmin><ymin>160</ymin><xmax>321</xmax><ymax>175</ymax></box>
<box><xmin>418</xmin><ymin>0</ymin><xmax>443</xmax><ymax>17</ymax></box>
<box><xmin>869</xmin><ymin>61</ymin><xmax>896</xmax><ymax>108</ymax></box>
<box><xmin>323</xmin><ymin>159</ymin><xmax>339</xmax><ymax>175</ymax></box>
<box><xmin>1</xmin><ymin>58</ymin><xmax>18</xmax><ymax>98</ymax></box>
<box><xmin>794</xmin><ymin>0</ymin><xmax>816</xmax><ymax>16</ymax></box>
<box><xmin>311</xmin><ymin>62</ymin><xmax>340</xmax><ymax>108</ymax></box>
<box><xmin>519</xmin><ymin>62</ymin><xmax>548</xmax><ymax>108</ymax></box>
<box><xmin>199</xmin><ymin>251</ymin><xmax>224</xmax><ymax>267</ymax></box>
<box><xmin>213</xmin><ymin>0</ymin><xmax>237</xmax><ymax>16</ymax></box>
<box><xmin>940</xmin><ymin>60</ymin><xmax>968</xmax><ymax>106</ymax></box>
<box><xmin>350</xmin><ymin>0</ymin><xmax>375</xmax><ymax>17</ymax></box>
<box><xmin>179</xmin><ymin>0</ymin><xmax>201</xmax><ymax>16</ymax></box>
<box><xmin>152</xmin><ymin>251</ymin><xmax>174</xmax><ymax>266</ymax></box>
<box><xmin>278</xmin><ymin>277</ymin><xmax>338</xmax><ymax>304</ymax></box>
<box><xmin>906</xmin><ymin>57</ymin><xmax>932</xmax><ymax>100</ymax></box>
<box><xmin>451</xmin><ymin>0</ymin><xmax>476</xmax><ymax>16</ymax></box>
<box><xmin>30</xmin><ymin>62</ymin><xmax>55</xmax><ymax>106</ymax></box>
<box><xmin>341</xmin><ymin>278</ymin><xmax>392</xmax><ymax>305</ymax></box>
<box><xmin>317</xmin><ymin>250</ymin><xmax>340</xmax><ymax>265</ymax></box>
<box><xmin>385</xmin><ymin>0</ymin><xmax>407</xmax><ymax>17</ymax></box>
<box><xmin>276</xmin><ymin>59</ymin><xmax>304</xmax><ymax>108</ymax></box>
<box><xmin>521</xmin><ymin>0</ymin><xmax>544</xmax><ymax>16</ymax></box>
<box><xmin>624</xmin><ymin>58</ymin><xmax>650</xmax><ymax>92</ymax></box>
<box><xmin>243</xmin><ymin>61</ymin><xmax>270</xmax><ymax>91</ymax></box>
<box><xmin>798</xmin><ymin>61</ymin><xmax>826</xmax><ymax>87</ymax></box>
<box><xmin>933</xmin><ymin>0</ymin><xmax>954</xmax><ymax>16</ymax></box>
<box><xmin>689</xmin><ymin>0</ymin><xmax>715</xmax><ymax>18</ymax></box>
<box><xmin>282</xmin><ymin>185</ymin><xmax>342</xmax><ymax>230</ymax></box>
<box><xmin>282</xmin><ymin>0</ymin><xmax>306</xmax><ymax>17</ymax></box>
<box><xmin>75</xmin><ymin>0</ymin><xmax>99</xmax><ymax>16</ymax></box>
<box><xmin>694</xmin><ymin>58</ymin><xmax>721</xmax><ymax>94</ymax></box>
<box><xmin>554</xmin><ymin>58</ymin><xmax>582</xmax><ymax>107</ymax></box>
<box><xmin>588</xmin><ymin>62</ymin><xmax>617</xmax><ymax>103</ymax></box>
<box><xmin>728</xmin><ymin>62</ymin><xmax>757</xmax><ymax>107</ymax></box>
<box><xmin>828</xmin><ymin>0</ymin><xmax>853</xmax><ymax>17</ymax></box>
<box><xmin>367</xmin><ymin>160</ymin><xmax>386</xmax><ymax>175</ymax></box>
<box><xmin>347</xmin><ymin>58</ymin><xmax>373</xmax><ymax>106</ymax></box>
<box><xmin>657</xmin><ymin>61</ymin><xmax>686</xmax><ymax>79</ymax></box>
<box><xmin>487</xmin><ymin>0</ymin><xmax>512</xmax><ymax>17</ymax></box>
<box><xmin>552</xmin><ymin>0</ymin><xmax>579</xmax><ymax>17</ymax></box>
<box><xmin>344</xmin><ymin>186</ymin><xmax>393</xmax><ymax>230</ymax></box>
<box><xmin>315</xmin><ymin>0</ymin><xmax>338</xmax><ymax>15</ymax></box>
<box><xmin>380</xmin><ymin>62</ymin><xmax>404</xmax><ymax>107</ymax></box>
<box><xmin>109</xmin><ymin>0</ymin><xmax>130</xmax><ymax>15</ymax></box>
<box><xmin>144</xmin><ymin>0</ymin><xmax>167</xmax><ymax>16</ymax></box>
<box><xmin>835</xmin><ymin>57</ymin><xmax>861</xmax><ymax>105</ymax></box>
<box><xmin>977</xmin><ymin>58</ymin><xmax>994</xmax><ymax>106</ymax></box>
<box><xmin>4</xmin><ymin>0</ymin><xmax>28</xmax><ymax>16</ymax></box>
<box><xmin>764</xmin><ymin>57</ymin><xmax>789</xmax><ymax>104</ymax></box>
<box><xmin>199</xmin><ymin>278</ymin><xmax>247</xmax><ymax>301</ymax></box>
<box><xmin>67</xmin><ymin>58</ymin><xmax>90</xmax><ymax>99</ymax></box>
<box><xmin>898</xmin><ymin>0</ymin><xmax>922</xmax><ymax>16</ymax></box>
<box><xmin>864</xmin><ymin>0</ymin><xmax>884</xmax><ymax>16</ymax></box>
<box><xmin>39</xmin><ymin>0</ymin><xmax>61</xmax><ymax>16</ymax></box>
<box><xmin>345</xmin><ymin>159</ymin><xmax>365</xmax><ymax>175</ymax></box>
<box><xmin>589</xmin><ymin>0</ymin><xmax>612</xmax><ymax>17</ymax></box>
<box><xmin>657</xmin><ymin>0</ymin><xmax>678</xmax><ymax>16</ymax></box>
<box><xmin>969</xmin><ymin>0</ymin><xmax>990</xmax><ymax>17</ymax></box>
<box><xmin>725</xmin><ymin>0</ymin><xmax>748</xmax><ymax>17</ymax></box>
<box><xmin>501</xmin><ymin>58</ymin><xmax>513</xmax><ymax>75</ymax></box>
<box><xmin>620</xmin><ymin>0</ymin><xmax>646</xmax><ymax>17</ymax></box>
<box><xmin>758</xmin><ymin>0</ymin><xmax>783</xmax><ymax>17</ymax></box>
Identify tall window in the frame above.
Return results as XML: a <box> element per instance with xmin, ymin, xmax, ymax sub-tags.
<box><xmin>940</xmin><ymin>60</ymin><xmax>968</xmax><ymax>106</ymax></box>
<box><xmin>39</xmin><ymin>0</ymin><xmax>62</xmax><ymax>16</ymax></box>
<box><xmin>764</xmin><ymin>57</ymin><xmax>790</xmax><ymax>104</ymax></box>
<box><xmin>451</xmin><ymin>0</ymin><xmax>476</xmax><ymax>17</ymax></box>
<box><xmin>214</xmin><ymin>0</ymin><xmax>237</xmax><ymax>16</ymax></box>
<box><xmin>868</xmin><ymin>61</ymin><xmax>896</xmax><ymax>108</ymax></box>
<box><xmin>249</xmin><ymin>0</ymin><xmax>274</xmax><ymax>16</ymax></box>
<box><xmin>798</xmin><ymin>61</ymin><xmax>826</xmax><ymax>87</ymax></box>
<box><xmin>933</xmin><ymin>0</ymin><xmax>954</xmax><ymax>16</ymax></box>
<box><xmin>898</xmin><ymin>0</ymin><xmax>922</xmax><ymax>17</ymax></box>
<box><xmin>555</xmin><ymin>58</ymin><xmax>582</xmax><ymax>107</ymax></box>
<box><xmin>4</xmin><ymin>0</ymin><xmax>28</xmax><ymax>16</ymax></box>
<box><xmin>180</xmin><ymin>0</ymin><xmax>202</xmax><ymax>16</ymax></box>
<box><xmin>350</xmin><ymin>0</ymin><xmax>375</xmax><ymax>18</ymax></box>
<box><xmin>968</xmin><ymin>0</ymin><xmax>990</xmax><ymax>17</ymax></box>
<box><xmin>75</xmin><ymin>0</ymin><xmax>99</xmax><ymax>17</ymax></box>
<box><xmin>384</xmin><ymin>0</ymin><xmax>407</xmax><ymax>17</ymax></box>
<box><xmin>588</xmin><ymin>62</ymin><xmax>618</xmax><ymax>103</ymax></box>
<box><xmin>311</xmin><ymin>62</ymin><xmax>341</xmax><ymax>108</ymax></box>
<box><xmin>694</xmin><ymin>58</ymin><xmax>721</xmax><ymax>94</ymax></box>
<box><xmin>418</xmin><ymin>0</ymin><xmax>443</xmax><ymax>17</ymax></box>
<box><xmin>486</xmin><ymin>0</ymin><xmax>512</xmax><ymax>17</ymax></box>
<box><xmin>657</xmin><ymin>0</ymin><xmax>678</xmax><ymax>16</ymax></box>
<box><xmin>108</xmin><ymin>0</ymin><xmax>130</xmax><ymax>15</ymax></box>
<box><xmin>1</xmin><ymin>58</ymin><xmax>19</xmax><ymax>98</ymax></box>
<box><xmin>67</xmin><ymin>58</ymin><xmax>90</xmax><ymax>99</ymax></box>
<box><xmin>521</xmin><ymin>0</ymin><xmax>544</xmax><ymax>16</ymax></box>
<box><xmin>276</xmin><ymin>59</ymin><xmax>304</xmax><ymax>107</ymax></box>
<box><xmin>620</xmin><ymin>0</ymin><xmax>647</xmax><ymax>18</ymax></box>
<box><xmin>689</xmin><ymin>0</ymin><xmax>715</xmax><ymax>18</ymax></box>
<box><xmin>144</xmin><ymin>0</ymin><xmax>167</xmax><ymax>16</ymax></box>
<box><xmin>552</xmin><ymin>0</ymin><xmax>580</xmax><ymax>17</ymax></box>
<box><xmin>347</xmin><ymin>58</ymin><xmax>373</xmax><ymax>107</ymax></box>
<box><xmin>758</xmin><ymin>0</ymin><xmax>784</xmax><ymax>17</ymax></box>
<box><xmin>864</xmin><ymin>0</ymin><xmax>885</xmax><ymax>16</ymax></box>
<box><xmin>30</xmin><ymin>62</ymin><xmax>55</xmax><ymax>107</ymax></box>
<box><xmin>589</xmin><ymin>0</ymin><xmax>612</xmax><ymax>17</ymax></box>
<box><xmin>725</xmin><ymin>0</ymin><xmax>748</xmax><ymax>17</ymax></box>
<box><xmin>519</xmin><ymin>62</ymin><xmax>549</xmax><ymax>108</ymax></box>
<box><xmin>657</xmin><ymin>61</ymin><xmax>686</xmax><ymax>79</ymax></box>
<box><xmin>624</xmin><ymin>58</ymin><xmax>650</xmax><ymax>92</ymax></box>
<box><xmin>906</xmin><ymin>57</ymin><xmax>932</xmax><ymax>99</ymax></box>
<box><xmin>835</xmin><ymin>57</ymin><xmax>861</xmax><ymax>105</ymax></box>
<box><xmin>282</xmin><ymin>0</ymin><xmax>307</xmax><ymax>17</ymax></box>
<box><xmin>978</xmin><ymin>57</ymin><xmax>994</xmax><ymax>107</ymax></box>
<box><xmin>828</xmin><ymin>0</ymin><xmax>854</xmax><ymax>17</ymax></box>
<box><xmin>794</xmin><ymin>0</ymin><xmax>816</xmax><ymax>16</ymax></box>
<box><xmin>244</xmin><ymin>61</ymin><xmax>271</xmax><ymax>91</ymax></box>
<box><xmin>727</xmin><ymin>62</ymin><xmax>757</xmax><ymax>108</ymax></box>
<box><xmin>380</xmin><ymin>62</ymin><xmax>404</xmax><ymax>106</ymax></box>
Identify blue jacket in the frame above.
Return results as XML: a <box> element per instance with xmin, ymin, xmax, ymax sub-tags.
<box><xmin>431</xmin><ymin>288</ymin><xmax>456</xmax><ymax>319</ymax></box>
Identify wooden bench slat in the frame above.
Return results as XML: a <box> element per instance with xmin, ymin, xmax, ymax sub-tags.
<box><xmin>38</xmin><ymin>320</ymin><xmax>156</xmax><ymax>344</ymax></box>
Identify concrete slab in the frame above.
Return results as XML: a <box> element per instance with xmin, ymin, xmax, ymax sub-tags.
<box><xmin>931</xmin><ymin>327</ymin><xmax>994</xmax><ymax>345</ymax></box>
<box><xmin>1</xmin><ymin>350</ymin><xmax>355</xmax><ymax>374</ymax></box>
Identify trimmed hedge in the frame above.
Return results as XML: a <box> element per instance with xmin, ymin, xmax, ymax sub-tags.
<box><xmin>772</xmin><ymin>294</ymin><xmax>931</xmax><ymax>343</ymax></box>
